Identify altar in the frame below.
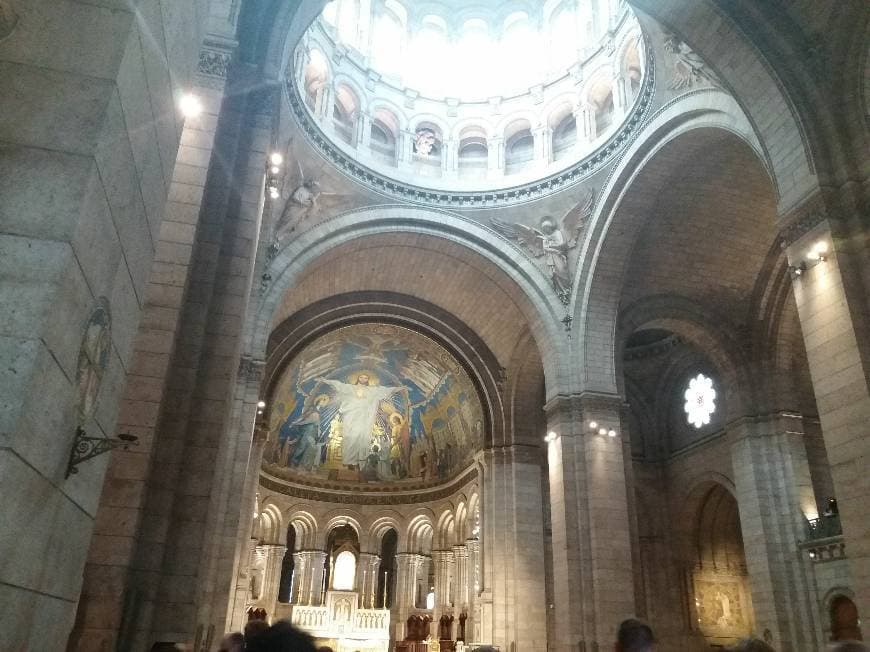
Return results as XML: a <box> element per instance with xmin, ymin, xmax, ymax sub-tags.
<box><xmin>288</xmin><ymin>591</ymin><xmax>391</xmax><ymax>652</ymax></box>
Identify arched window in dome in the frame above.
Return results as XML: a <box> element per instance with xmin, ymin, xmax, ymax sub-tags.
<box><xmin>587</xmin><ymin>78</ymin><xmax>614</xmax><ymax>136</ymax></box>
<box><xmin>371</xmin><ymin>5</ymin><xmax>404</xmax><ymax>77</ymax></box>
<box><xmin>622</xmin><ymin>38</ymin><xmax>643</xmax><ymax>99</ymax></box>
<box><xmin>303</xmin><ymin>49</ymin><xmax>329</xmax><ymax>112</ymax></box>
<box><xmin>370</xmin><ymin>108</ymin><xmax>398</xmax><ymax>165</ymax></box>
<box><xmin>407</xmin><ymin>15</ymin><xmax>448</xmax><ymax>97</ymax></box>
<box><xmin>501</xmin><ymin>12</ymin><xmax>538</xmax><ymax>91</ymax></box>
<box><xmin>504</xmin><ymin>119</ymin><xmax>534</xmax><ymax>173</ymax></box>
<box><xmin>457</xmin><ymin>127</ymin><xmax>488</xmax><ymax>178</ymax></box>
<box><xmin>549</xmin><ymin>3</ymin><xmax>579</xmax><ymax>73</ymax></box>
<box><xmin>549</xmin><ymin>104</ymin><xmax>577</xmax><ymax>159</ymax></box>
<box><xmin>456</xmin><ymin>19</ymin><xmax>494</xmax><ymax>98</ymax></box>
<box><xmin>332</xmin><ymin>84</ymin><xmax>359</xmax><ymax>145</ymax></box>
<box><xmin>332</xmin><ymin>550</ymin><xmax>357</xmax><ymax>590</ymax></box>
<box><xmin>336</xmin><ymin>0</ymin><xmax>361</xmax><ymax>48</ymax></box>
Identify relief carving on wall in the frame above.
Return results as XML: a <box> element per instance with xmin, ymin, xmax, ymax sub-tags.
<box><xmin>490</xmin><ymin>188</ymin><xmax>595</xmax><ymax>305</ymax></box>
<box><xmin>664</xmin><ymin>34</ymin><xmax>720</xmax><ymax>90</ymax></box>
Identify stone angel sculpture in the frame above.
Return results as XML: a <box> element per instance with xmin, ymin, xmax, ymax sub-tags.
<box><xmin>664</xmin><ymin>34</ymin><xmax>719</xmax><ymax>90</ymax></box>
<box><xmin>273</xmin><ymin>157</ymin><xmax>324</xmax><ymax>242</ymax></box>
<box><xmin>490</xmin><ymin>188</ymin><xmax>596</xmax><ymax>304</ymax></box>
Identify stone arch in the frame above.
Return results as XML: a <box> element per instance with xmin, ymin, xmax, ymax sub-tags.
<box><xmin>451</xmin><ymin>117</ymin><xmax>495</xmax><ymax>141</ymax></box>
<box><xmin>368</xmin><ymin>514</ymin><xmax>404</xmax><ymax>552</ymax></box>
<box><xmin>823</xmin><ymin>588</ymin><xmax>864</xmax><ymax>642</ymax></box>
<box><xmin>285</xmin><ymin>509</ymin><xmax>319</xmax><ymax>549</ymax></box>
<box><xmin>258</xmin><ymin>503</ymin><xmax>285</xmax><ymax>545</ymax></box>
<box><xmin>435</xmin><ymin>508</ymin><xmax>456</xmax><ymax>549</ymax></box>
<box><xmin>618</xmin><ymin>294</ymin><xmax>756</xmax><ymax>420</ymax></box>
<box><xmin>572</xmin><ymin>92</ymin><xmax>768</xmax><ymax>394</ymax></box>
<box><xmin>405</xmin><ymin>512</ymin><xmax>436</xmax><ymax>553</ymax></box>
<box><xmin>250</xmin><ymin>205</ymin><xmax>566</xmax><ymax>394</ymax></box>
<box><xmin>320</xmin><ymin>513</ymin><xmax>364</xmax><ymax>548</ymax></box>
<box><xmin>626</xmin><ymin>0</ymin><xmax>818</xmax><ymax>208</ymax></box>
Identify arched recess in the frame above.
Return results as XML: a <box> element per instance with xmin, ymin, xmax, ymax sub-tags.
<box><xmin>250</xmin><ymin>206</ymin><xmax>566</xmax><ymax>395</ymax></box>
<box><xmin>572</xmin><ymin>92</ymin><xmax>771</xmax><ymax>395</ymax></box>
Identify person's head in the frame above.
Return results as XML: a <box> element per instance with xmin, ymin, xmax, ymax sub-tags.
<box><xmin>728</xmin><ymin>639</ymin><xmax>776</xmax><ymax>652</ymax></box>
<box><xmin>244</xmin><ymin>618</ymin><xmax>270</xmax><ymax>642</ymax></box>
<box><xmin>245</xmin><ymin>620</ymin><xmax>317</xmax><ymax>652</ymax></box>
<box><xmin>615</xmin><ymin>618</ymin><xmax>654</xmax><ymax>652</ymax></box>
<box><xmin>218</xmin><ymin>633</ymin><xmax>245</xmax><ymax>652</ymax></box>
<box><xmin>356</xmin><ymin>373</ymin><xmax>370</xmax><ymax>386</ymax></box>
<box><xmin>827</xmin><ymin>642</ymin><xmax>869</xmax><ymax>652</ymax></box>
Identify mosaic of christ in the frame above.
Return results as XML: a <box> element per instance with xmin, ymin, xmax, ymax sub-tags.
<box><xmin>263</xmin><ymin>324</ymin><xmax>485</xmax><ymax>485</ymax></box>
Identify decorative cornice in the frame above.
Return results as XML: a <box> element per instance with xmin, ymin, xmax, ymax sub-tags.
<box><xmin>282</xmin><ymin>36</ymin><xmax>656</xmax><ymax>209</ymax></box>
<box><xmin>259</xmin><ymin>464</ymin><xmax>478</xmax><ymax>504</ymax></box>
<box><xmin>778</xmin><ymin>208</ymin><xmax>828</xmax><ymax>248</ymax></box>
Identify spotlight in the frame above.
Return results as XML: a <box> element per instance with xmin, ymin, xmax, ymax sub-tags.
<box><xmin>808</xmin><ymin>240</ymin><xmax>828</xmax><ymax>262</ymax></box>
<box><xmin>589</xmin><ymin>421</ymin><xmax>598</xmax><ymax>430</ymax></box>
<box><xmin>544</xmin><ymin>431</ymin><xmax>557</xmax><ymax>443</ymax></box>
<box><xmin>269</xmin><ymin>188</ymin><xmax>280</xmax><ymax>200</ymax></box>
<box><xmin>598</xmin><ymin>427</ymin><xmax>607</xmax><ymax>436</ymax></box>
<box><xmin>179</xmin><ymin>93</ymin><xmax>203</xmax><ymax>118</ymax></box>
<box><xmin>257</xmin><ymin>400</ymin><xmax>266</xmax><ymax>408</ymax></box>
<box><xmin>270</xmin><ymin>152</ymin><xmax>284</xmax><ymax>166</ymax></box>
<box><xmin>608</xmin><ymin>429</ymin><xmax>617</xmax><ymax>438</ymax></box>
<box><xmin>271</xmin><ymin>165</ymin><xmax>281</xmax><ymax>175</ymax></box>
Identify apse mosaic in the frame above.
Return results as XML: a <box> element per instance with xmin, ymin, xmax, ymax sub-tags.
<box><xmin>263</xmin><ymin>324</ymin><xmax>484</xmax><ymax>485</ymax></box>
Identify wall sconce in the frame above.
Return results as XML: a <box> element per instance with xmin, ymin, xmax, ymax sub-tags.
<box><xmin>544</xmin><ymin>431</ymin><xmax>558</xmax><ymax>443</ymax></box>
<box><xmin>66</xmin><ymin>426</ymin><xmax>138</xmax><ymax>478</ymax></box>
<box><xmin>789</xmin><ymin>240</ymin><xmax>828</xmax><ymax>279</ymax></box>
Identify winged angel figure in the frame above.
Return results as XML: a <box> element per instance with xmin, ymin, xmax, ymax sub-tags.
<box><xmin>491</xmin><ymin>189</ymin><xmax>595</xmax><ymax>304</ymax></box>
<box><xmin>273</xmin><ymin>140</ymin><xmax>340</xmax><ymax>243</ymax></box>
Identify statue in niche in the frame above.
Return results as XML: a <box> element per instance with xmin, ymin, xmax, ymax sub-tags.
<box><xmin>414</xmin><ymin>129</ymin><xmax>438</xmax><ymax>157</ymax></box>
<box><xmin>490</xmin><ymin>188</ymin><xmax>596</xmax><ymax>305</ymax></box>
<box><xmin>76</xmin><ymin>299</ymin><xmax>112</xmax><ymax>423</ymax></box>
<box><xmin>664</xmin><ymin>34</ymin><xmax>720</xmax><ymax>90</ymax></box>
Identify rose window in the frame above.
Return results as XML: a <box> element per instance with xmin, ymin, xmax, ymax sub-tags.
<box><xmin>684</xmin><ymin>373</ymin><xmax>717</xmax><ymax>428</ymax></box>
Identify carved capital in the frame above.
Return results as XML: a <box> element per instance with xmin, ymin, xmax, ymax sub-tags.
<box><xmin>198</xmin><ymin>47</ymin><xmax>232</xmax><ymax>78</ymax></box>
<box><xmin>238</xmin><ymin>355</ymin><xmax>265</xmax><ymax>383</ymax></box>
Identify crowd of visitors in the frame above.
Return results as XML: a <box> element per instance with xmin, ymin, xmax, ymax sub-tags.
<box><xmin>192</xmin><ymin>616</ymin><xmax>869</xmax><ymax>652</ymax></box>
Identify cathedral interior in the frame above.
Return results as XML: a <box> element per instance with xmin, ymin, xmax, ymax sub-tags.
<box><xmin>1</xmin><ymin>0</ymin><xmax>869</xmax><ymax>651</ymax></box>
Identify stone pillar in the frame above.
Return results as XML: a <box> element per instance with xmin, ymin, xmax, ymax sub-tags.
<box><xmin>298</xmin><ymin>550</ymin><xmax>327</xmax><ymax>606</ymax></box>
<box><xmin>480</xmin><ymin>446</ymin><xmax>548</xmax><ymax>650</ymax></box>
<box><xmin>395</xmin><ymin>552</ymin><xmax>424</xmax><ymax>639</ymax></box>
<box><xmin>357</xmin><ymin>111</ymin><xmax>372</xmax><ymax>148</ymax></box>
<box><xmin>357</xmin><ymin>553</ymin><xmax>380</xmax><ymax>607</ymax></box>
<box><xmin>432</xmin><ymin>549</ymin><xmax>455</xmax><ymax>629</ymax></box>
<box><xmin>260</xmin><ymin>544</ymin><xmax>287</xmax><ymax>618</ymax></box>
<box><xmin>784</xmin><ymin>214</ymin><xmax>870</xmax><ymax>623</ymax></box>
<box><xmin>575</xmin><ymin>104</ymin><xmax>596</xmax><ymax>143</ymax></box>
<box><xmin>486</xmin><ymin>136</ymin><xmax>504</xmax><ymax>175</ymax></box>
<box><xmin>546</xmin><ymin>394</ymin><xmax>635</xmax><ymax>652</ymax></box>
<box><xmin>612</xmin><ymin>73</ymin><xmax>629</xmax><ymax>117</ymax></box>
<box><xmin>533</xmin><ymin>126</ymin><xmax>553</xmax><ymax>165</ymax></box>
<box><xmin>465</xmin><ymin>538</ymin><xmax>480</xmax><ymax>641</ymax></box>
<box><xmin>442</xmin><ymin>138</ymin><xmax>457</xmax><ymax>175</ymax></box>
<box><xmin>452</xmin><ymin>545</ymin><xmax>469</xmax><ymax>609</ymax></box>
<box><xmin>730</xmin><ymin>413</ymin><xmax>823</xmax><ymax>650</ymax></box>
<box><xmin>291</xmin><ymin>551</ymin><xmax>308</xmax><ymax>604</ymax></box>
<box><xmin>319</xmin><ymin>85</ymin><xmax>334</xmax><ymax>121</ymax></box>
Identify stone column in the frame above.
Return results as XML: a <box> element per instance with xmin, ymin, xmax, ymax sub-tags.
<box><xmin>452</xmin><ymin>545</ymin><xmax>469</xmax><ymax>609</ymax></box>
<box><xmin>442</xmin><ymin>138</ymin><xmax>457</xmax><ymax>175</ymax></box>
<box><xmin>784</xmin><ymin>214</ymin><xmax>870</xmax><ymax>623</ymax></box>
<box><xmin>357</xmin><ymin>553</ymin><xmax>380</xmax><ymax>607</ymax></box>
<box><xmin>319</xmin><ymin>85</ymin><xmax>334</xmax><ymax>121</ymax></box>
<box><xmin>298</xmin><ymin>550</ymin><xmax>328</xmax><ymax>606</ymax></box>
<box><xmin>486</xmin><ymin>136</ymin><xmax>504</xmax><ymax>175</ymax></box>
<box><xmin>730</xmin><ymin>413</ymin><xmax>823</xmax><ymax>650</ymax></box>
<box><xmin>480</xmin><ymin>446</ymin><xmax>548</xmax><ymax>650</ymax></box>
<box><xmin>356</xmin><ymin>111</ymin><xmax>372</xmax><ymax>148</ymax></box>
<box><xmin>395</xmin><ymin>552</ymin><xmax>424</xmax><ymax>639</ymax></box>
<box><xmin>291</xmin><ymin>551</ymin><xmax>308</xmax><ymax>604</ymax></box>
<box><xmin>432</xmin><ymin>549</ymin><xmax>455</xmax><ymax>629</ymax></box>
<box><xmin>465</xmin><ymin>538</ymin><xmax>480</xmax><ymax>640</ymax></box>
<box><xmin>546</xmin><ymin>394</ymin><xmax>635</xmax><ymax>652</ymax></box>
<box><xmin>575</xmin><ymin>104</ymin><xmax>596</xmax><ymax>143</ymax></box>
<box><xmin>260</xmin><ymin>544</ymin><xmax>287</xmax><ymax>618</ymax></box>
<box><xmin>533</xmin><ymin>126</ymin><xmax>552</xmax><ymax>165</ymax></box>
<box><xmin>612</xmin><ymin>73</ymin><xmax>629</xmax><ymax>117</ymax></box>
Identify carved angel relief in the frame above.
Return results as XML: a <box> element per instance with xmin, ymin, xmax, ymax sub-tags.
<box><xmin>491</xmin><ymin>188</ymin><xmax>595</xmax><ymax>305</ymax></box>
<box><xmin>663</xmin><ymin>34</ymin><xmax>720</xmax><ymax>91</ymax></box>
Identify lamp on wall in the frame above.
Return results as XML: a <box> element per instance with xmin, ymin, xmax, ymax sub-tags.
<box><xmin>66</xmin><ymin>427</ymin><xmax>138</xmax><ymax>478</ymax></box>
<box><xmin>266</xmin><ymin>152</ymin><xmax>283</xmax><ymax>200</ymax></box>
<box><xmin>588</xmin><ymin>420</ymin><xmax>618</xmax><ymax>438</ymax></box>
<box><xmin>789</xmin><ymin>240</ymin><xmax>828</xmax><ymax>279</ymax></box>
<box><xmin>544</xmin><ymin>431</ymin><xmax>558</xmax><ymax>443</ymax></box>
